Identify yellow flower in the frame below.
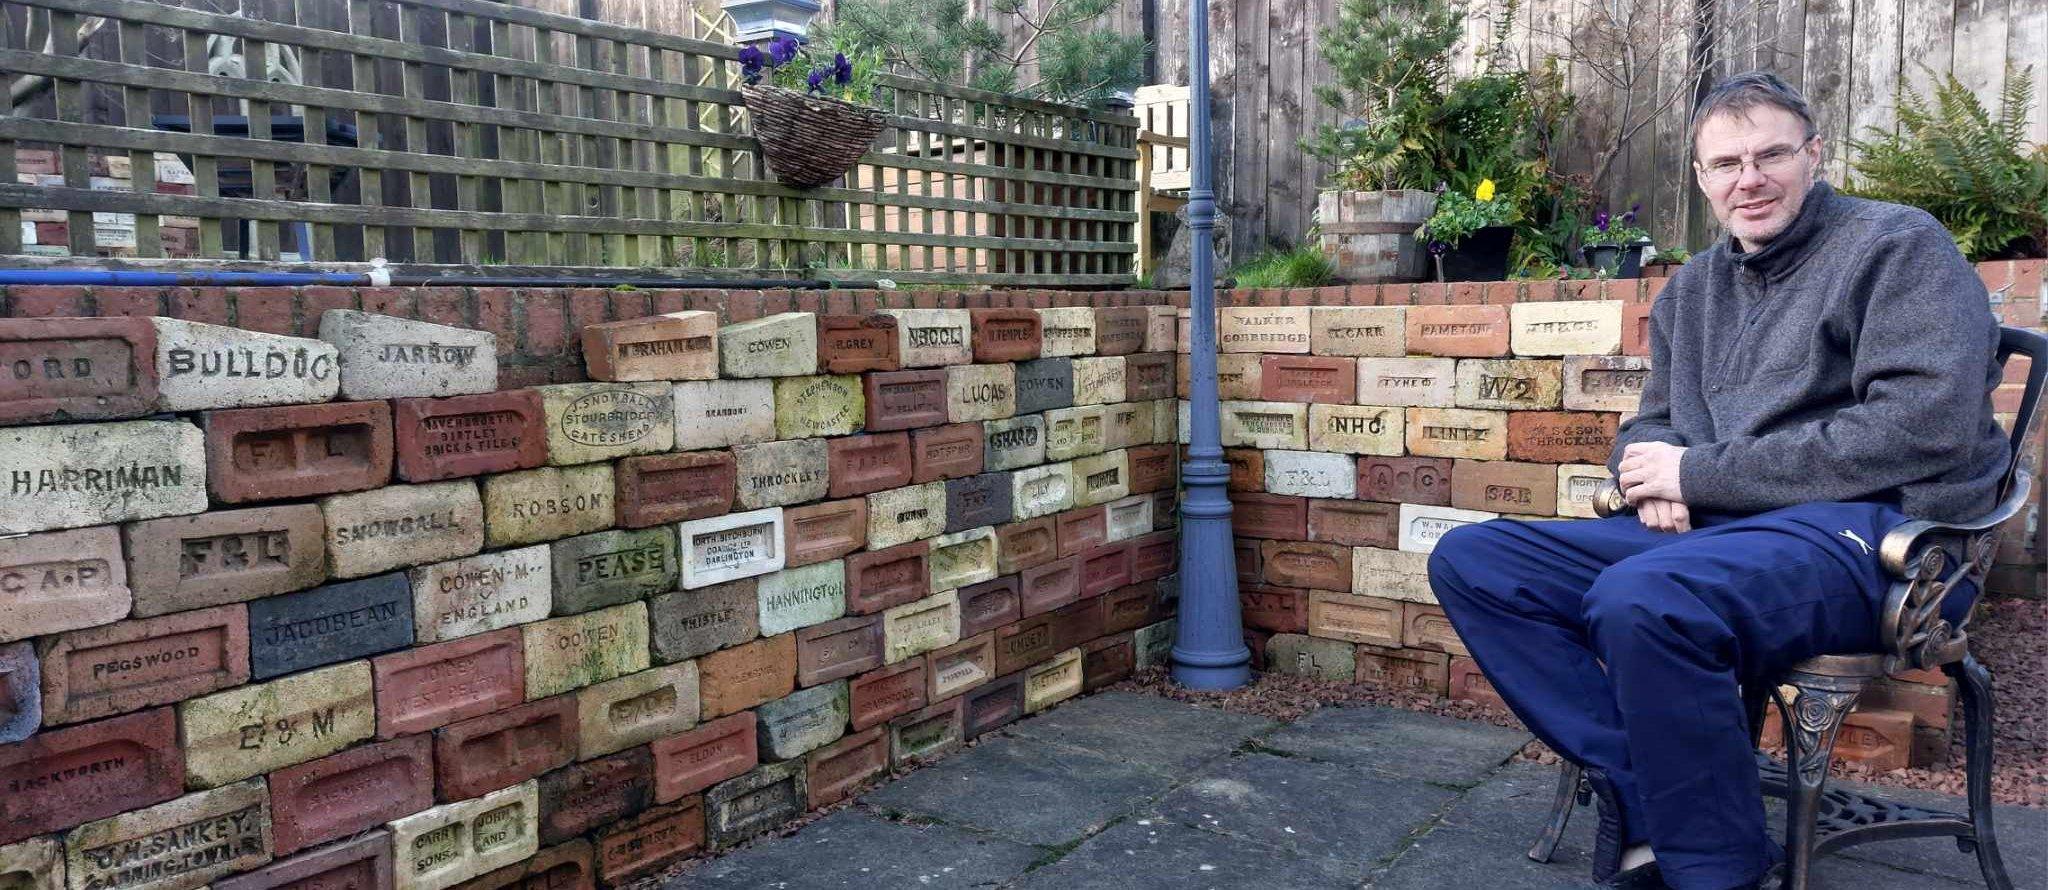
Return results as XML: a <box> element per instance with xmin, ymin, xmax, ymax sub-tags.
<box><xmin>1475</xmin><ymin>179</ymin><xmax>1496</xmax><ymax>202</ymax></box>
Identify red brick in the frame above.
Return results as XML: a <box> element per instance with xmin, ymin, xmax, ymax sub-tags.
<box><xmin>0</xmin><ymin>317</ymin><xmax>159</xmax><ymax>424</ymax></box>
<box><xmin>455</xmin><ymin>840</ymin><xmax>593</xmax><ymax>890</ymax></box>
<box><xmin>37</xmin><ymin>605</ymin><xmax>250</xmax><ymax>725</ymax></box>
<box><xmin>816</xmin><ymin>314</ymin><xmax>901</xmax><ymax>373</ymax></box>
<box><xmin>996</xmin><ymin>516</ymin><xmax>1059</xmax><ymax>574</ymax></box>
<box><xmin>925</xmin><ymin>633</ymin><xmax>995</xmax><ymax>701</ymax></box>
<box><xmin>595</xmin><ymin>799</ymin><xmax>705</xmax><ymax>884</ymax></box>
<box><xmin>650</xmin><ymin>712</ymin><xmax>756</xmax><ymax>803</ymax></box>
<box><xmin>783</xmin><ymin>499</ymin><xmax>867</xmax><ymax>567</ymax></box>
<box><xmin>580</xmin><ymin>312</ymin><xmax>718</xmax><ymax>381</ymax></box>
<box><xmin>1507</xmin><ymin>411</ymin><xmax>1617</xmax><ymax>464</ymax></box>
<box><xmin>6</xmin><ymin>286</ymin><xmax>87</xmax><ymax>318</ymax></box>
<box><xmin>1306</xmin><ymin>499</ymin><xmax>1398</xmax><ymax>548</ymax></box>
<box><xmin>1235</xmin><ymin>538</ymin><xmax>1262</xmax><ymax>583</ymax></box>
<box><xmin>863</xmin><ymin>369</ymin><xmax>949</xmax><ymax>431</ymax></box>
<box><xmin>1864</xmin><ymin>677</ymin><xmax>1954</xmax><ymax>729</ymax></box>
<box><xmin>849</xmin><ymin>660</ymin><xmax>927</xmax><ymax>731</ymax></box>
<box><xmin>524</xmin><ymin>291</ymin><xmax>569</xmax><ymax>356</ymax></box>
<box><xmin>1224</xmin><ymin>448</ymin><xmax>1265</xmax><ymax>491</ymax></box>
<box><xmin>1402</xmin><ymin>602</ymin><xmax>1468</xmax><ymax>655</ymax></box>
<box><xmin>995</xmin><ymin>616</ymin><xmax>1057</xmax><ymax>674</ymax></box>
<box><xmin>202</xmin><ymin>401</ymin><xmax>394</xmax><ymax>502</ymax></box>
<box><xmin>845</xmin><ymin>541</ymin><xmax>931</xmax><ymax>615</ymax></box>
<box><xmin>473</xmin><ymin>288</ymin><xmax>522</xmax><ymax>349</ymax></box>
<box><xmin>1406</xmin><ymin>304</ymin><xmax>1510</xmax><ymax>357</ymax></box>
<box><xmin>1260</xmin><ymin>355</ymin><xmax>1358</xmax><ymax>403</ymax></box>
<box><xmin>957</xmin><ymin>576</ymin><xmax>1022</xmax><ymax>639</ymax></box>
<box><xmin>1048</xmin><ymin>598</ymin><xmax>1104</xmax><ymax>652</ymax></box>
<box><xmin>1355</xmin><ymin>644</ymin><xmax>1449</xmax><ymax>695</ymax></box>
<box><xmin>910</xmin><ymin>422</ymin><xmax>985</xmax><ymax>483</ymax></box>
<box><xmin>393</xmin><ymin>390</ymin><xmax>547</xmax><ymax>482</ymax></box>
<box><xmin>829</xmin><ymin>432</ymin><xmax>915</xmax><ymax>498</ymax></box>
<box><xmin>1622</xmin><ymin>301</ymin><xmax>1653</xmax><ymax>355</ymax></box>
<box><xmin>90</xmin><ymin>287</ymin><xmax>165</xmax><ymax>318</ymax></box>
<box><xmin>795</xmin><ymin>615</ymin><xmax>884</xmax><ymax>687</ymax></box>
<box><xmin>806</xmin><ymin>726</ymin><xmax>887</xmax><ymax>807</ymax></box>
<box><xmin>962</xmin><ymin>671</ymin><xmax>1025</xmax><ymax>737</ymax></box>
<box><xmin>1100</xmin><ymin>583</ymin><xmax>1159</xmax><ymax>635</ymax></box>
<box><xmin>435</xmin><ymin>695</ymin><xmax>579</xmax><ymax>801</ymax></box>
<box><xmin>1126</xmin><ymin>444</ymin><xmax>1176</xmax><ymax>494</ymax></box>
<box><xmin>1019</xmin><ymin>556</ymin><xmax>1082</xmax><ymax>617</ymax></box>
<box><xmin>1261</xmin><ymin>540</ymin><xmax>1352</xmax><ymax>591</ymax></box>
<box><xmin>371</xmin><ymin>628</ymin><xmax>524</xmax><ymax>738</ymax></box>
<box><xmin>1123</xmin><ymin>353</ymin><xmax>1174</xmax><ymax>403</ymax></box>
<box><xmin>616</xmin><ymin>450</ymin><xmax>737</xmax><ymax>527</ymax></box>
<box><xmin>699</xmin><ymin>633</ymin><xmax>797</xmax><ymax>719</ymax></box>
<box><xmin>1095</xmin><ymin>307</ymin><xmax>1149</xmax><ymax>356</ymax></box>
<box><xmin>969</xmin><ymin>309</ymin><xmax>1043</xmax><ymax>362</ymax></box>
<box><xmin>1056</xmin><ymin>506</ymin><xmax>1108</xmax><ymax>557</ymax></box>
<box><xmin>539</xmin><ymin>747</ymin><xmax>653</xmax><ymax>845</ymax></box>
<box><xmin>1078</xmin><ymin>542</ymin><xmax>1132</xmax><ymax>598</ymax></box>
<box><xmin>1450</xmin><ymin>459</ymin><xmax>1557</xmax><ymax>516</ymax></box>
<box><xmin>1358</xmin><ymin>456</ymin><xmax>1453</xmax><ymax>506</ymax></box>
<box><xmin>0</xmin><ymin>707</ymin><xmax>182</xmax><ymax>843</ymax></box>
<box><xmin>358</xmin><ymin>287</ymin><xmax>418</xmax><ymax>320</ymax></box>
<box><xmin>268</xmin><ymin>735</ymin><xmax>435</xmax><ymax>854</ymax></box>
<box><xmin>1448</xmin><ymin>656</ymin><xmax>1508</xmax><ymax>710</ymax></box>
<box><xmin>1240</xmin><ymin>584</ymin><xmax>1308</xmax><ymax>633</ymax></box>
<box><xmin>1833</xmin><ymin>708</ymin><xmax>1915</xmax><ymax>771</ymax></box>
<box><xmin>1128</xmin><ymin>531</ymin><xmax>1176</xmax><ymax>583</ymax></box>
<box><xmin>120</xmin><ymin>504</ymin><xmax>325</xmax><ymax>618</ymax></box>
<box><xmin>216</xmin><ymin>829</ymin><xmax>394</xmax><ymax>890</ymax></box>
<box><xmin>233</xmin><ymin>288</ymin><xmax>298</xmax><ymax>335</ymax></box>
<box><xmin>1229</xmin><ymin>492</ymin><xmax>1308</xmax><ymax>539</ymax></box>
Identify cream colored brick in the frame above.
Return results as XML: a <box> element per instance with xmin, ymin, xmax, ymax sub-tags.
<box><xmin>1511</xmin><ymin>300</ymin><xmax>1624</xmax><ymax>355</ymax></box>
<box><xmin>1220</xmin><ymin>401</ymin><xmax>1308</xmax><ymax>449</ymax></box>
<box><xmin>1307</xmin><ymin>404</ymin><xmax>1404</xmax><ymax>455</ymax></box>
<box><xmin>1022</xmin><ymin>647</ymin><xmax>1082</xmax><ymax>712</ymax></box>
<box><xmin>181</xmin><ymin>662</ymin><xmax>375</xmax><ymax>787</ymax></box>
<box><xmin>1396</xmin><ymin>503</ymin><xmax>1498</xmax><ymax>554</ymax></box>
<box><xmin>1403</xmin><ymin>407</ymin><xmax>1507</xmax><ymax>460</ymax></box>
<box><xmin>1353</xmin><ymin>547</ymin><xmax>1435</xmax><ymax>604</ymax></box>
<box><xmin>1037</xmin><ymin>308</ymin><xmax>1098</xmax><ymax>357</ymax></box>
<box><xmin>1556</xmin><ymin>463</ymin><xmax>1614</xmax><ymax>519</ymax></box>
<box><xmin>883</xmin><ymin>591</ymin><xmax>960</xmax><ymax>664</ymax></box>
<box><xmin>387</xmin><ymin>781</ymin><xmax>539</xmax><ymax>890</ymax></box>
<box><xmin>1310</xmin><ymin>306</ymin><xmax>1406</xmax><ymax>357</ymax></box>
<box><xmin>1218</xmin><ymin>307</ymin><xmax>1310</xmax><ymax>353</ymax></box>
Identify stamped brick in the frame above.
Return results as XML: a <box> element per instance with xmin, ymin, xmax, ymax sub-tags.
<box><xmin>720</xmin><ymin>313</ymin><xmax>817</xmax><ymax>378</ymax></box>
<box><xmin>1405</xmin><ymin>304</ymin><xmax>1509</xmax><ymax>357</ymax></box>
<box><xmin>1012</xmin><ymin>358</ymin><xmax>1074</xmax><ymax>415</ymax></box>
<box><xmin>911</xmin><ymin>422</ymin><xmax>986</xmax><ymax>483</ymax></box>
<box><xmin>1511</xmin><ymin>300</ymin><xmax>1623</xmax><ymax>355</ymax></box>
<box><xmin>393</xmin><ymin>391</ymin><xmax>547</xmax><ymax>483</ymax></box>
<box><xmin>670</xmin><ymin>380</ymin><xmax>774</xmax><ymax>450</ymax></box>
<box><xmin>815</xmin><ymin>314</ymin><xmax>900</xmax><ymax>373</ymax></box>
<box><xmin>1261</xmin><ymin>356</ymin><xmax>1357</xmax><ymax>404</ymax></box>
<box><xmin>1070</xmin><ymin>356</ymin><xmax>1126</xmax><ymax>406</ymax></box>
<box><xmin>124</xmin><ymin>506</ymin><xmax>324</xmax><ymax>619</ymax></box>
<box><xmin>39</xmin><ymin>604</ymin><xmax>250</xmax><ymax>725</ymax></box>
<box><xmin>217</xmin><ymin>829</ymin><xmax>394</xmax><ymax>890</ymax></box>
<box><xmin>678</xmin><ymin>508</ymin><xmax>786</xmax><ymax>589</ymax></box>
<box><xmin>1556</xmin><ymin>464</ymin><xmax>1613</xmax><ymax>519</ymax></box>
<box><xmin>0</xmin><ymin>420</ymin><xmax>207</xmax><ymax>534</ymax></box>
<box><xmin>1123</xmin><ymin>353</ymin><xmax>1175</xmax><ymax>402</ymax></box>
<box><xmin>434</xmin><ymin>698</ymin><xmax>577</xmax><ymax>802</ymax></box>
<box><xmin>1056</xmin><ymin>506</ymin><xmax>1108</xmax><ymax>557</ymax></box>
<box><xmin>1133</xmin><ymin>619</ymin><xmax>1177</xmax><ymax>669</ymax></box>
<box><xmin>849</xmin><ymin>660</ymin><xmax>925</xmax><ymax>731</ymax></box>
<box><xmin>956</xmin><ymin>577</ymin><xmax>1021</xmax><ymax>639</ymax></box>
<box><xmin>1143</xmin><ymin>306</ymin><xmax>1178</xmax><ymax>353</ymax></box>
<box><xmin>782</xmin><ymin>499</ymin><xmax>866</xmax><ymax>567</ymax></box>
<box><xmin>1221</xmin><ymin>400</ymin><xmax>1307</xmax><ymax>449</ymax></box>
<box><xmin>269</xmin><ymin>736</ymin><xmax>434</xmax><ymax>855</ymax></box>
<box><xmin>0</xmin><ymin>317</ymin><xmax>158</xmax><ymax>424</ymax></box>
<box><xmin>63</xmin><ymin>778</ymin><xmax>273</xmax><ymax>890</ymax></box>
<box><xmin>576</xmin><ymin>662</ymin><xmax>701</xmax><ymax>759</ymax></box>
<box><xmin>828</xmin><ymin>433</ymin><xmax>913</xmax><ymax>499</ymax></box>
<box><xmin>1305</xmin><ymin>404</ymin><xmax>1401</xmax><ymax>456</ymax></box>
<box><xmin>651</xmin><ymin>712</ymin><xmax>756</xmax><ymax>803</ymax></box>
<box><xmin>976</xmin><ymin>417</ymin><xmax>1042</xmax><ymax>475</ymax></box>
<box><xmin>1264</xmin><ymin>450</ymin><xmax>1356</xmax><ymax>499</ymax></box>
<box><xmin>888</xmin><ymin>697</ymin><xmax>963</xmax><ymax>766</ymax></box>
<box><xmin>323</xmin><ymin>480</ymin><xmax>484</xmax><ymax>578</ymax></box>
<box><xmin>705</xmin><ymin>761</ymin><xmax>806</xmax><ymax>849</ymax></box>
<box><xmin>1358</xmin><ymin>456</ymin><xmax>1452</xmax><ymax>506</ymax></box>
<box><xmin>994</xmin><ymin>615</ymin><xmax>1057</xmax><ymax>674</ymax></box>
<box><xmin>152</xmin><ymin>317</ymin><xmax>339</xmax><ymax>410</ymax></box>
<box><xmin>929</xmin><ymin>527</ymin><xmax>999</xmax><ymax>592</ymax></box>
<box><xmin>881</xmin><ymin>309</ymin><xmax>972</xmax><ymax>368</ymax></box>
<box><xmin>1218</xmin><ymin>307</ymin><xmax>1310</xmax><ymax>353</ymax></box>
<box><xmin>1071</xmin><ymin>451</ymin><xmax>1130</xmax><ymax>507</ymax></box>
<box><xmin>1127</xmin><ymin>531</ymin><xmax>1175</xmax><ymax>583</ymax></box>
<box><xmin>795</xmin><ymin>615</ymin><xmax>883</xmax><ymax>687</ymax></box>
<box><xmin>925</xmin><ymin>632</ymin><xmax>994</xmax><ymax>701</ymax></box>
<box><xmin>321</xmin><ymin>310</ymin><xmax>497</xmax><ymax>399</ymax></box>
<box><xmin>1402</xmin><ymin>602</ymin><xmax>1467</xmax><ymax>655</ymax></box>
<box><xmin>1405</xmin><ymin>407</ymin><xmax>1508</xmax><ymax>460</ymax></box>
<box><xmin>804</xmin><ymin>726</ymin><xmax>886</xmax><ymax>808</ymax></box>
<box><xmin>699</xmin><ymin>633</ymin><xmax>797</xmax><ymax>719</ymax></box>
<box><xmin>594</xmin><ymin>800</ymin><xmax>703</xmax><ymax>885</ymax></box>
<box><xmin>1099</xmin><ymin>583</ymin><xmax>1159</xmax><ymax>635</ymax></box>
<box><xmin>1019</xmin><ymin>555</ymin><xmax>1082</xmax><ymax>617</ymax></box>
<box><xmin>0</xmin><ymin>526</ymin><xmax>130</xmax><ymax>641</ymax></box>
<box><xmin>1447</xmin><ymin>656</ymin><xmax>1507</xmax><ymax>709</ymax></box>
<box><xmin>862</xmin><ymin>370</ymin><xmax>948</xmax><ymax>432</ymax></box>
<box><xmin>616</xmin><ymin>451</ymin><xmax>734</xmax><ymax>527</ymax></box>
<box><xmin>1044</xmin><ymin>405</ymin><xmax>1106</xmax><ymax>461</ymax></box>
<box><xmin>1356</xmin><ymin>357</ymin><xmax>1456</xmax><ymax>407</ymax></box>
<box><xmin>1306</xmin><ymin>500</ymin><xmax>1397</xmax><ymax>548</ymax></box>
<box><xmin>961</xmin><ymin>670</ymin><xmax>1025</xmax><ymax>738</ymax></box>
<box><xmin>537</xmin><ymin>382</ymin><xmax>673</xmax><ymax>466</ymax></box>
<box><xmin>866</xmin><ymin>482</ymin><xmax>945</xmax><ymax>550</ymax></box>
<box><xmin>552</xmin><ymin>527</ymin><xmax>675</xmax><ymax>616</ymax></box>
<box><xmin>1078</xmin><ymin>542</ymin><xmax>1132</xmax><ymax>598</ymax></box>
<box><xmin>1223</xmin><ymin>448</ymin><xmax>1264</xmax><ymax>491</ymax></box>
<box><xmin>1453</xmin><ymin>359</ymin><xmax>1563</xmax><ymax>410</ymax></box>
<box><xmin>844</xmin><ymin>541</ymin><xmax>930</xmax><ymax>616</ymax></box>
<box><xmin>1356</xmin><ymin>645</ymin><xmax>1449</xmax><ymax>695</ymax></box>
<box><xmin>580</xmin><ymin>312</ymin><xmax>718</xmax><ymax>381</ymax></box>
<box><xmin>1240</xmin><ymin>584</ymin><xmax>1307</xmax><ymax>634</ymax></box>
<box><xmin>411</xmin><ymin>546</ymin><xmax>551</xmax><ymax>642</ymax></box>
<box><xmin>250</xmin><ymin>572</ymin><xmax>413</xmax><ymax>679</ymax></box>
<box><xmin>182</xmin><ymin>661</ymin><xmax>376</xmax><ymax>788</ymax></box>
<box><xmin>453</xmin><ymin>837</ymin><xmax>591</xmax><ymax>890</ymax></box>
<box><xmin>523</xmin><ymin>602</ymin><xmax>651</xmax><ymax>699</ymax></box>
<box><xmin>773</xmin><ymin>374</ymin><xmax>864</xmax><ymax>439</ymax></box>
<box><xmin>1561</xmin><ymin>355</ymin><xmax>1650</xmax><ymax>412</ymax></box>
<box><xmin>0</xmin><ymin>642</ymin><xmax>39</xmax><ymax>743</ymax></box>
<box><xmin>1450</xmin><ymin>459</ymin><xmax>1557</xmax><ymax>516</ymax></box>
<box><xmin>1101</xmin><ymin>403</ymin><xmax>1152</xmax><ymax>451</ymax></box>
<box><xmin>1396</xmin><ymin>503</ymin><xmax>1498</xmax><ymax>554</ymax></box>
<box><xmin>538</xmin><ymin>747</ymin><xmax>652</xmax><ymax>845</ymax></box>
<box><xmin>1230</xmin><ymin>492</ymin><xmax>1307</xmax><ymax>540</ymax></box>
<box><xmin>1124</xmin><ymin>444</ymin><xmax>1175</xmax><ymax>496</ymax></box>
<box><xmin>1265</xmin><ymin>633</ymin><xmax>1354</xmax><ymax>681</ymax></box>
<box><xmin>1094</xmin><ymin>307</ymin><xmax>1149</xmax><ymax>356</ymax></box>
<box><xmin>201</xmin><ymin>402</ymin><xmax>392</xmax><ymax>503</ymax></box>
<box><xmin>757</xmin><ymin>560</ymin><xmax>847</xmax><ymax>637</ymax></box>
<box><xmin>1353</xmin><ymin>547</ymin><xmax>1435</xmax><ymax>604</ymax></box>
<box><xmin>946</xmin><ymin>364</ymin><xmax>1016</xmax><ymax>423</ymax></box>
<box><xmin>1036</xmin><ymin>307</ymin><xmax>1097</xmax><ymax>358</ymax></box>
<box><xmin>372</xmin><ymin>628</ymin><xmax>523</xmax><ymax>738</ymax></box>
<box><xmin>883</xmin><ymin>591</ymin><xmax>960</xmax><ymax>664</ymax></box>
<box><xmin>1179</xmin><ymin>352</ymin><xmax>1265</xmax><ymax>401</ymax></box>
<box><xmin>1081</xmin><ymin>633</ymin><xmax>1135</xmax><ymax>692</ymax></box>
<box><xmin>391</xmin><ymin>780</ymin><xmax>539</xmax><ymax>890</ymax></box>
<box><xmin>944</xmin><ymin>472</ymin><xmax>1014</xmax><ymax>532</ymax></box>
<box><xmin>1507</xmin><ymin>411</ymin><xmax>1617</xmax><ymax>464</ymax></box>
<box><xmin>1261</xmin><ymin>540</ymin><xmax>1353</xmax><ymax>591</ymax></box>
<box><xmin>1023</xmin><ymin>647</ymin><xmax>1082</xmax><ymax>712</ymax></box>
<box><xmin>971</xmin><ymin>309</ymin><xmax>1043</xmax><ymax>362</ymax></box>
<box><xmin>996</xmin><ymin>516</ymin><xmax>1059</xmax><ymax>574</ymax></box>
<box><xmin>1306</xmin><ymin>591</ymin><xmax>1402</xmax><ymax>646</ymax></box>
<box><xmin>0</xmin><ymin>707</ymin><xmax>181</xmax><ymax>844</ymax></box>
<box><xmin>1310</xmin><ymin>306</ymin><xmax>1405</xmax><ymax>357</ymax></box>
<box><xmin>651</xmin><ymin>576</ymin><xmax>756</xmax><ymax>661</ymax></box>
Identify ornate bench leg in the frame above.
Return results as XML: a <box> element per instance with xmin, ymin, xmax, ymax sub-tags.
<box><xmin>1952</xmin><ymin>654</ymin><xmax>2013</xmax><ymax>890</ymax></box>
<box><xmin>1779</xmin><ymin>677</ymin><xmax>1865</xmax><ymax>890</ymax></box>
<box><xmin>1528</xmin><ymin>761</ymin><xmax>1585</xmax><ymax>863</ymax></box>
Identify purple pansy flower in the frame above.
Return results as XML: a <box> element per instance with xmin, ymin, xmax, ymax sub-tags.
<box><xmin>1622</xmin><ymin>203</ymin><xmax>1639</xmax><ymax>225</ymax></box>
<box><xmin>807</xmin><ymin>68</ymin><xmax>827</xmax><ymax>92</ymax></box>
<box><xmin>738</xmin><ymin>44</ymin><xmax>764</xmax><ymax>82</ymax></box>
<box><xmin>1427</xmin><ymin>239</ymin><xmax>1448</xmax><ymax>256</ymax></box>
<box><xmin>769</xmin><ymin>35</ymin><xmax>799</xmax><ymax>65</ymax></box>
<box><xmin>1594</xmin><ymin>210</ymin><xmax>1610</xmax><ymax>233</ymax></box>
<box><xmin>834</xmin><ymin>53</ymin><xmax>853</xmax><ymax>84</ymax></box>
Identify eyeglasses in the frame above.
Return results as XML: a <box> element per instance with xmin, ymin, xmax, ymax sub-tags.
<box><xmin>1695</xmin><ymin>139</ymin><xmax>1813</xmax><ymax>185</ymax></box>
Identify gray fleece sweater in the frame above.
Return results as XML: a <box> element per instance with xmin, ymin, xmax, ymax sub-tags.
<box><xmin>1611</xmin><ymin>181</ymin><xmax>2009</xmax><ymax>523</ymax></box>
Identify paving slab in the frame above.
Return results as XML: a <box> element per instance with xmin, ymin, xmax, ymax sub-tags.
<box><xmin>997</xmin><ymin>691</ymin><xmax>1276</xmax><ymax>775</ymax></box>
<box><xmin>1369</xmin><ymin>761</ymin><xmax>1600</xmax><ymax>889</ymax></box>
<box><xmin>1007</xmin><ymin>813</ymin><xmax>1364</xmax><ymax>889</ymax></box>
<box><xmin>1155</xmin><ymin>751</ymin><xmax>1456</xmax><ymax>864</ymax></box>
<box><xmin>859</xmin><ymin>735</ymin><xmax>1178</xmax><ymax>846</ymax></box>
<box><xmin>1261</xmin><ymin>704</ymin><xmax>1530</xmax><ymax>785</ymax></box>
<box><xmin>667</xmin><ymin>808</ymin><xmax>1041</xmax><ymax>889</ymax></box>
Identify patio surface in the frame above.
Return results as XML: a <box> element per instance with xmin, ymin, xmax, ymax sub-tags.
<box><xmin>661</xmin><ymin>691</ymin><xmax>2048</xmax><ymax>889</ymax></box>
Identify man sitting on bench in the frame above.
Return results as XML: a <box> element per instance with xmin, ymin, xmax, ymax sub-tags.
<box><xmin>1426</xmin><ymin>72</ymin><xmax>2008</xmax><ymax>890</ymax></box>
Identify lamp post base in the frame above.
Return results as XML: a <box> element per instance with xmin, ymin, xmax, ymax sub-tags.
<box><xmin>1169</xmin><ymin>645</ymin><xmax>1252</xmax><ymax>690</ymax></box>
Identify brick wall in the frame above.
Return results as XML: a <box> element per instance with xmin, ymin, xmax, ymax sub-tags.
<box><xmin>0</xmin><ymin>302</ymin><xmax>1179</xmax><ymax>887</ymax></box>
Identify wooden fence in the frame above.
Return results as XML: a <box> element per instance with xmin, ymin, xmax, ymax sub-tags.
<box><xmin>0</xmin><ymin>0</ymin><xmax>1142</xmax><ymax>285</ymax></box>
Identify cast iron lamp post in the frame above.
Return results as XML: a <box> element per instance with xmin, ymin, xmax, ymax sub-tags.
<box><xmin>1170</xmin><ymin>0</ymin><xmax>1251</xmax><ymax>691</ymax></box>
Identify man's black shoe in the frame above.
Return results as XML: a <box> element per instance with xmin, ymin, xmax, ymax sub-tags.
<box><xmin>1582</xmin><ymin>769</ymin><xmax>1633</xmax><ymax>884</ymax></box>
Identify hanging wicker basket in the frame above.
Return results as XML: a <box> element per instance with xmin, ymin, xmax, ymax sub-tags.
<box><xmin>742</xmin><ymin>84</ymin><xmax>888</xmax><ymax>189</ymax></box>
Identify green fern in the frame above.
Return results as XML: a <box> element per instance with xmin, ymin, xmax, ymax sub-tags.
<box><xmin>1846</xmin><ymin>66</ymin><xmax>2048</xmax><ymax>261</ymax></box>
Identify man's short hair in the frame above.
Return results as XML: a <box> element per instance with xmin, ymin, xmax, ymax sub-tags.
<box><xmin>1689</xmin><ymin>72</ymin><xmax>1818</xmax><ymax>158</ymax></box>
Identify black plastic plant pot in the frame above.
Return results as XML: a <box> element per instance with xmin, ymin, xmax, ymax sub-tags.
<box><xmin>1583</xmin><ymin>241</ymin><xmax>1650</xmax><ymax>279</ymax></box>
<box><xmin>1437</xmin><ymin>225</ymin><xmax>1513</xmax><ymax>282</ymax></box>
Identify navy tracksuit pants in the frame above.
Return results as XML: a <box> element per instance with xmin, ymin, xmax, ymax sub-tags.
<box><xmin>1427</xmin><ymin>501</ymin><xmax>1964</xmax><ymax>890</ymax></box>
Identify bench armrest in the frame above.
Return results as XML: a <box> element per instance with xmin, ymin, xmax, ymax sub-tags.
<box><xmin>1590</xmin><ymin>480</ymin><xmax>1633</xmax><ymax>518</ymax></box>
<box><xmin>1875</xmin><ymin>469</ymin><xmax>2032</xmax><ymax>672</ymax></box>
